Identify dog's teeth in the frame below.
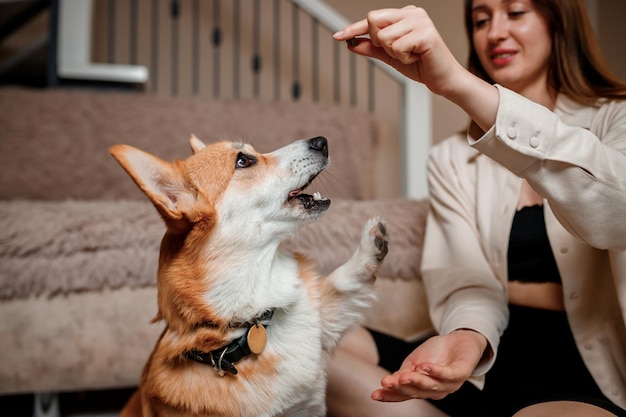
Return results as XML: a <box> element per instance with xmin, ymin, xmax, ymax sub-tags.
<box><xmin>313</xmin><ymin>192</ymin><xmax>321</xmax><ymax>201</ymax></box>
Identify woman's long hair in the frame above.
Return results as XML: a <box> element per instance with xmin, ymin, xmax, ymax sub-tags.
<box><xmin>463</xmin><ymin>0</ymin><xmax>626</xmax><ymax>104</ymax></box>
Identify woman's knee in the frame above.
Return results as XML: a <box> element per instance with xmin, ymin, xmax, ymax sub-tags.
<box><xmin>512</xmin><ymin>400</ymin><xmax>618</xmax><ymax>417</ymax></box>
<box><xmin>336</xmin><ymin>326</ymin><xmax>379</xmax><ymax>365</ymax></box>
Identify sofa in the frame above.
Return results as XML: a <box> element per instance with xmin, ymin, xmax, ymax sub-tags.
<box><xmin>0</xmin><ymin>86</ymin><xmax>434</xmax><ymax>398</ymax></box>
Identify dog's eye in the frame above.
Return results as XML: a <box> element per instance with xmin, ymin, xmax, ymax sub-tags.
<box><xmin>235</xmin><ymin>152</ymin><xmax>256</xmax><ymax>169</ymax></box>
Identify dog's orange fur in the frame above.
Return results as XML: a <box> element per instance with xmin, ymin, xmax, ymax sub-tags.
<box><xmin>111</xmin><ymin>136</ymin><xmax>387</xmax><ymax>417</ymax></box>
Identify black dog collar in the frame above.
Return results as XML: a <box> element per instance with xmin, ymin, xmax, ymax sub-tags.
<box><xmin>185</xmin><ymin>309</ymin><xmax>274</xmax><ymax>376</ymax></box>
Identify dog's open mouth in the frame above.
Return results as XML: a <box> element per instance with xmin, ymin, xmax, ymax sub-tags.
<box><xmin>287</xmin><ymin>176</ymin><xmax>330</xmax><ymax>212</ymax></box>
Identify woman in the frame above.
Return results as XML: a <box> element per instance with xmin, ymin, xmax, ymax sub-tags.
<box><xmin>329</xmin><ymin>1</ymin><xmax>626</xmax><ymax>416</ymax></box>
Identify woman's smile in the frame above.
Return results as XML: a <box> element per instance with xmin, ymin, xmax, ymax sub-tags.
<box><xmin>490</xmin><ymin>48</ymin><xmax>518</xmax><ymax>66</ymax></box>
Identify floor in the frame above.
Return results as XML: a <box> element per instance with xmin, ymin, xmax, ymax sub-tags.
<box><xmin>1</xmin><ymin>388</ymin><xmax>135</xmax><ymax>417</ymax></box>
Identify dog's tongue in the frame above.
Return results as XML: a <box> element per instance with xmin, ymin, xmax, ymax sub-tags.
<box><xmin>289</xmin><ymin>189</ymin><xmax>301</xmax><ymax>198</ymax></box>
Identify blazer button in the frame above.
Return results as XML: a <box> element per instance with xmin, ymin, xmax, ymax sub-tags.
<box><xmin>529</xmin><ymin>136</ymin><xmax>540</xmax><ymax>148</ymax></box>
<box><xmin>507</xmin><ymin>127</ymin><xmax>518</xmax><ymax>139</ymax></box>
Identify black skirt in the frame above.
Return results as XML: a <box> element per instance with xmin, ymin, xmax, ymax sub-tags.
<box><xmin>368</xmin><ymin>304</ymin><xmax>626</xmax><ymax>417</ymax></box>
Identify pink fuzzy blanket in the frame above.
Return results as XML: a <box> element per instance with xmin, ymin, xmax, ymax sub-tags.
<box><xmin>0</xmin><ymin>199</ymin><xmax>426</xmax><ymax>300</ymax></box>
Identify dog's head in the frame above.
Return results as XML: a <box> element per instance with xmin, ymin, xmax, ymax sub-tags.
<box><xmin>110</xmin><ymin>135</ymin><xmax>330</xmax><ymax>241</ymax></box>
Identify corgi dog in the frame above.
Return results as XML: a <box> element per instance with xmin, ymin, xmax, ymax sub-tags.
<box><xmin>110</xmin><ymin>135</ymin><xmax>388</xmax><ymax>417</ymax></box>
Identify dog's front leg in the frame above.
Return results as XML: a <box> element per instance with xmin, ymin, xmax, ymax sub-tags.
<box><xmin>318</xmin><ymin>217</ymin><xmax>388</xmax><ymax>351</ymax></box>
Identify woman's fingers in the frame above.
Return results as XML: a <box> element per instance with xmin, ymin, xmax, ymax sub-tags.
<box><xmin>333</xmin><ymin>7</ymin><xmax>412</xmax><ymax>42</ymax></box>
<box><xmin>372</xmin><ymin>364</ymin><xmax>467</xmax><ymax>403</ymax></box>
<box><xmin>334</xmin><ymin>5</ymin><xmax>471</xmax><ymax>99</ymax></box>
<box><xmin>333</xmin><ymin>18</ymin><xmax>369</xmax><ymax>41</ymax></box>
<box><xmin>334</xmin><ymin>6</ymin><xmax>431</xmax><ymax>76</ymax></box>
<box><xmin>379</xmin><ymin>28</ymin><xmax>421</xmax><ymax>64</ymax></box>
<box><xmin>371</xmin><ymin>387</ymin><xmax>414</xmax><ymax>402</ymax></box>
<box><xmin>377</xmin><ymin>371</ymin><xmax>436</xmax><ymax>399</ymax></box>
<box><xmin>332</xmin><ymin>8</ymin><xmax>398</xmax><ymax>39</ymax></box>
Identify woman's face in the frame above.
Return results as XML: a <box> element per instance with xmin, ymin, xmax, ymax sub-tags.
<box><xmin>471</xmin><ymin>0</ymin><xmax>552</xmax><ymax>96</ymax></box>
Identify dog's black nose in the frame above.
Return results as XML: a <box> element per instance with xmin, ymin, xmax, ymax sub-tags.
<box><xmin>308</xmin><ymin>136</ymin><xmax>328</xmax><ymax>158</ymax></box>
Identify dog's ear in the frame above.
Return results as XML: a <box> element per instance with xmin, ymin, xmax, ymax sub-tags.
<box><xmin>189</xmin><ymin>133</ymin><xmax>206</xmax><ymax>154</ymax></box>
<box><xmin>110</xmin><ymin>144</ymin><xmax>195</xmax><ymax>230</ymax></box>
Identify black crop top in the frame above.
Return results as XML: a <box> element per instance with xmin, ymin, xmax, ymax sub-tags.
<box><xmin>507</xmin><ymin>205</ymin><xmax>562</xmax><ymax>284</ymax></box>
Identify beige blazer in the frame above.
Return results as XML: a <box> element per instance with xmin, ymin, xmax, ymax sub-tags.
<box><xmin>421</xmin><ymin>85</ymin><xmax>626</xmax><ymax>409</ymax></box>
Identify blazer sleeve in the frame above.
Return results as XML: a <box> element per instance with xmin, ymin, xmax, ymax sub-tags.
<box><xmin>470</xmin><ymin>85</ymin><xmax>626</xmax><ymax>251</ymax></box>
<box><xmin>421</xmin><ymin>138</ymin><xmax>509</xmax><ymax>378</ymax></box>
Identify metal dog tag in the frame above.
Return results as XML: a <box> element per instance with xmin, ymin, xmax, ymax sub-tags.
<box><xmin>247</xmin><ymin>324</ymin><xmax>267</xmax><ymax>354</ymax></box>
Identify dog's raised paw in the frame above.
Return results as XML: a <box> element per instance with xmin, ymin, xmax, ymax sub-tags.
<box><xmin>361</xmin><ymin>216</ymin><xmax>389</xmax><ymax>266</ymax></box>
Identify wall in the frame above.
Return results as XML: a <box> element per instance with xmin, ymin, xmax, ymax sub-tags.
<box><xmin>596</xmin><ymin>1</ymin><xmax>626</xmax><ymax>84</ymax></box>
